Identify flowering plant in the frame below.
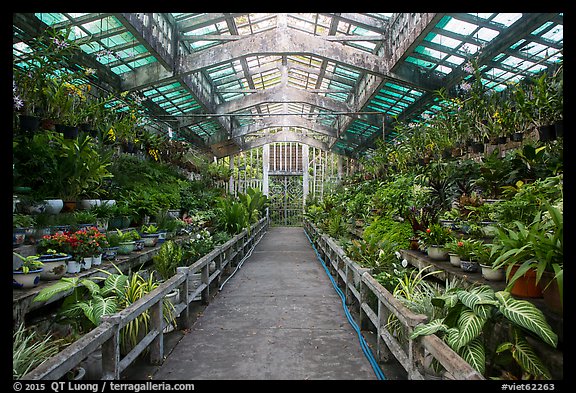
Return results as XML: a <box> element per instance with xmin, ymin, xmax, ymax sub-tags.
<box><xmin>37</xmin><ymin>227</ymin><xmax>108</xmax><ymax>259</ymax></box>
<box><xmin>74</xmin><ymin>227</ymin><xmax>109</xmax><ymax>257</ymax></box>
<box><xmin>13</xmin><ymin>27</ymin><xmax>83</xmax><ymax>117</ymax></box>
<box><xmin>444</xmin><ymin>238</ymin><xmax>481</xmax><ymax>260</ymax></box>
<box><xmin>418</xmin><ymin>223</ymin><xmax>453</xmax><ymax>247</ymax></box>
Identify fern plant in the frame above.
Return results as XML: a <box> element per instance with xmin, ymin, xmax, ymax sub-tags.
<box><xmin>410</xmin><ymin>284</ymin><xmax>558</xmax><ymax>379</ymax></box>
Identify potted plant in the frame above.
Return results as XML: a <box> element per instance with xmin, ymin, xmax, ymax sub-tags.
<box><xmin>475</xmin><ymin>242</ymin><xmax>505</xmax><ymax>281</ymax></box>
<box><xmin>108</xmin><ymin>202</ymin><xmax>134</xmax><ymax>230</ymax></box>
<box><xmin>449</xmin><ymin>238</ymin><xmax>481</xmax><ymax>273</ymax></box>
<box><xmin>443</xmin><ymin>238</ymin><xmax>463</xmax><ymax>267</ymax></box>
<box><xmin>492</xmin><ymin>204</ymin><xmax>562</xmax><ymax>308</ymax></box>
<box><xmin>73</xmin><ymin>210</ymin><xmax>98</xmax><ymax>230</ymax></box>
<box><xmin>418</xmin><ymin>223</ymin><xmax>453</xmax><ymax>261</ymax></box>
<box><xmin>140</xmin><ymin>224</ymin><xmax>160</xmax><ymax>247</ymax></box>
<box><xmin>102</xmin><ymin>231</ymin><xmax>121</xmax><ymax>261</ymax></box>
<box><xmin>116</xmin><ymin>229</ymin><xmax>140</xmax><ymax>255</ymax></box>
<box><xmin>152</xmin><ymin>240</ymin><xmax>184</xmax><ymax>282</ymax></box>
<box><xmin>13</xmin><ymin>213</ymin><xmax>35</xmax><ymax>247</ymax></box>
<box><xmin>38</xmin><ymin>249</ymin><xmax>71</xmax><ymax>281</ymax></box>
<box><xmin>13</xmin><ymin>252</ymin><xmax>44</xmax><ymax>289</ymax></box>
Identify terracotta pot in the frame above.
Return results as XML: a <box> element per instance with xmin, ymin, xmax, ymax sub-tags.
<box><xmin>539</xmin><ymin>271</ymin><xmax>562</xmax><ymax>315</ymax></box>
<box><xmin>409</xmin><ymin>238</ymin><xmax>420</xmax><ymax>250</ymax></box>
<box><xmin>508</xmin><ymin>265</ymin><xmax>543</xmax><ymax>298</ymax></box>
<box><xmin>63</xmin><ymin>200</ymin><xmax>77</xmax><ymax>212</ymax></box>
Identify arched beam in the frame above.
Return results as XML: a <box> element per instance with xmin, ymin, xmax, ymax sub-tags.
<box><xmin>216</xmin><ymin>85</ymin><xmax>351</xmax><ymax>115</ymax></box>
<box><xmin>231</xmin><ymin>115</ymin><xmax>337</xmax><ymax>139</ymax></box>
<box><xmin>239</xmin><ymin>130</ymin><xmax>330</xmax><ymax>152</ymax></box>
<box><xmin>120</xmin><ymin>26</ymin><xmax>391</xmax><ymax>91</ymax></box>
<box><xmin>209</xmin><ymin>130</ymin><xmax>331</xmax><ymax>158</ymax></box>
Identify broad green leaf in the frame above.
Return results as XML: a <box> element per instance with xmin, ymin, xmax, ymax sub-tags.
<box><xmin>457</xmin><ymin>337</ymin><xmax>486</xmax><ymax>375</ymax></box>
<box><xmin>102</xmin><ymin>273</ymin><xmax>129</xmax><ymax>297</ymax></box>
<box><xmin>80</xmin><ymin>279</ymin><xmax>101</xmax><ymax>296</ymax></box>
<box><xmin>410</xmin><ymin>319</ymin><xmax>448</xmax><ymax>339</ymax></box>
<box><xmin>90</xmin><ymin>295</ymin><xmax>118</xmax><ymax>325</ymax></box>
<box><xmin>33</xmin><ymin>277</ymin><xmax>78</xmax><ymax>303</ymax></box>
<box><xmin>511</xmin><ymin>330</ymin><xmax>551</xmax><ymax>379</ymax></box>
<box><xmin>457</xmin><ymin>286</ymin><xmax>497</xmax><ymax>319</ymax></box>
<box><xmin>495</xmin><ymin>291</ymin><xmax>558</xmax><ymax>348</ymax></box>
<box><xmin>454</xmin><ymin>308</ymin><xmax>486</xmax><ymax>349</ymax></box>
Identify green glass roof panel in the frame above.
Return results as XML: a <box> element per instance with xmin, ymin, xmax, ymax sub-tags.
<box><xmin>35</xmin><ymin>13</ymin><xmax>68</xmax><ymax>25</ymax></box>
<box><xmin>405</xmin><ymin>56</ymin><xmax>436</xmax><ymax>70</ymax></box>
<box><xmin>531</xmin><ymin>21</ymin><xmax>553</xmax><ymax>36</ymax></box>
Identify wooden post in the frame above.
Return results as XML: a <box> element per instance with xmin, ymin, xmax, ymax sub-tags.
<box><xmin>100</xmin><ymin>315</ymin><xmax>121</xmax><ymax>380</ymax></box>
<box><xmin>201</xmin><ymin>262</ymin><xmax>210</xmax><ymax>305</ymax></box>
<box><xmin>150</xmin><ymin>300</ymin><xmax>164</xmax><ymax>365</ymax></box>
<box><xmin>176</xmin><ymin>267</ymin><xmax>190</xmax><ymax>330</ymax></box>
<box><xmin>376</xmin><ymin>299</ymin><xmax>391</xmax><ymax>362</ymax></box>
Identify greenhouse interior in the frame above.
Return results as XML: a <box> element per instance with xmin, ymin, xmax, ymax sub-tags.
<box><xmin>12</xmin><ymin>12</ymin><xmax>563</xmax><ymax>381</ymax></box>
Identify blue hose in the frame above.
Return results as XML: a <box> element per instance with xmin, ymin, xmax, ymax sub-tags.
<box><xmin>303</xmin><ymin>228</ymin><xmax>386</xmax><ymax>380</ymax></box>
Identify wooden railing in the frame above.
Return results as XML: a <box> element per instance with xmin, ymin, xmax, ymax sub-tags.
<box><xmin>303</xmin><ymin>220</ymin><xmax>484</xmax><ymax>380</ymax></box>
<box><xmin>21</xmin><ymin>217</ymin><xmax>269</xmax><ymax>380</ymax></box>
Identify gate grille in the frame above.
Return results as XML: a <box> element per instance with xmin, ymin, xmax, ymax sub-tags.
<box><xmin>269</xmin><ymin>175</ymin><xmax>303</xmax><ymax>226</ymax></box>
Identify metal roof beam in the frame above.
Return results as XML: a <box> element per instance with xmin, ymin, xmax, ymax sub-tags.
<box><xmin>231</xmin><ymin>115</ymin><xmax>337</xmax><ymax>139</ymax></box>
<box><xmin>120</xmin><ymin>26</ymin><xmax>392</xmax><ymax>90</ymax></box>
<box><xmin>238</xmin><ymin>130</ymin><xmax>331</xmax><ymax>152</ymax></box>
<box><xmin>216</xmin><ymin>84</ymin><xmax>351</xmax><ymax>114</ymax></box>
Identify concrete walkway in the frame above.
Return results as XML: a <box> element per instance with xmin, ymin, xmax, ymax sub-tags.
<box><xmin>152</xmin><ymin>226</ymin><xmax>377</xmax><ymax>380</ymax></box>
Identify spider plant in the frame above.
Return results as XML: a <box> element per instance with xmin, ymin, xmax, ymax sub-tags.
<box><xmin>13</xmin><ymin>323</ymin><xmax>62</xmax><ymax>379</ymax></box>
